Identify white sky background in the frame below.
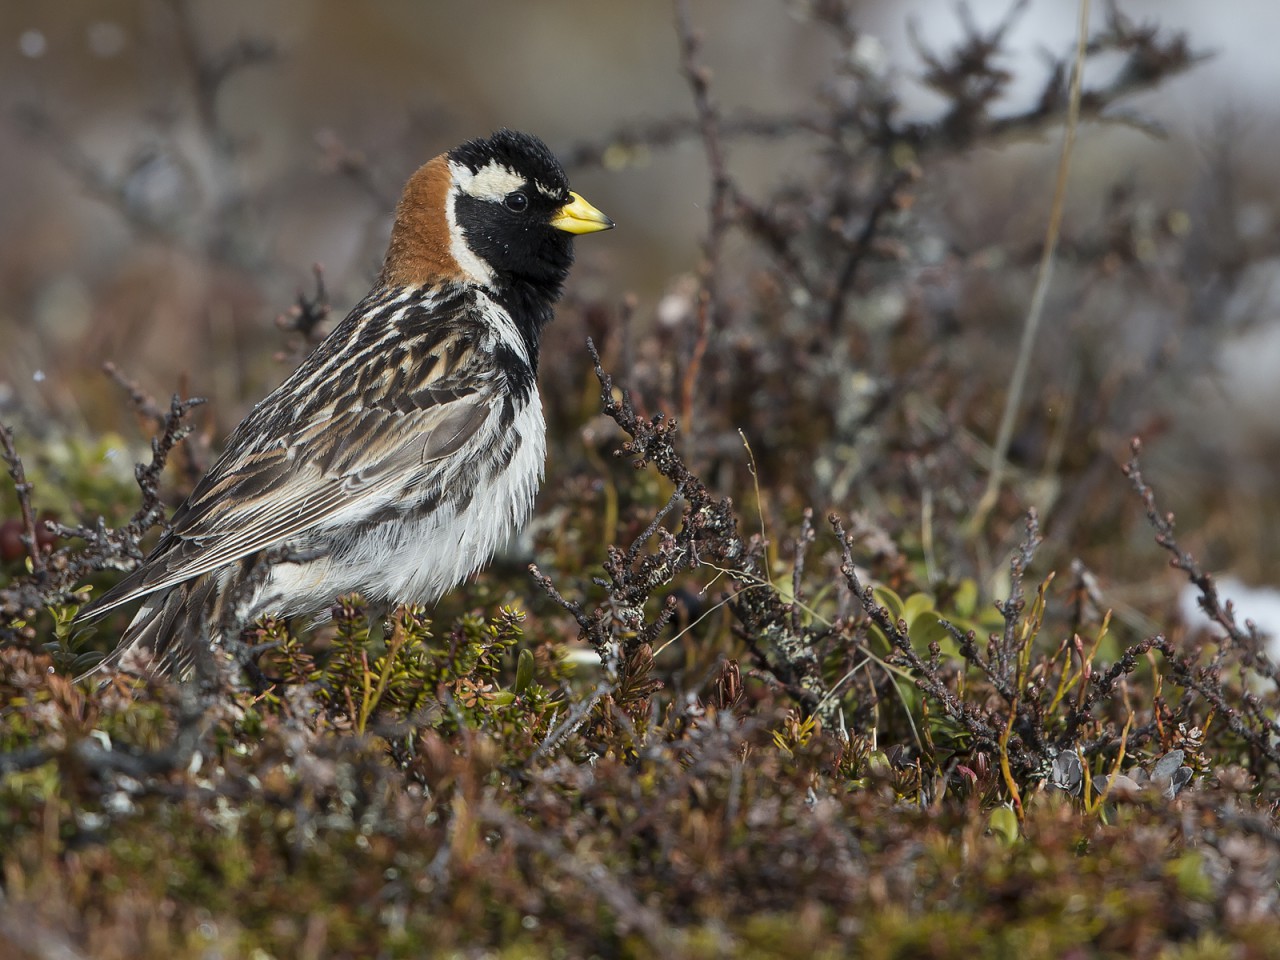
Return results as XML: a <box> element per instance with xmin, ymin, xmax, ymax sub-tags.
<box><xmin>862</xmin><ymin>0</ymin><xmax>1280</xmax><ymax>127</ymax></box>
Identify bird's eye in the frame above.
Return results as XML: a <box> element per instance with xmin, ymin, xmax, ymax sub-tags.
<box><xmin>503</xmin><ymin>191</ymin><xmax>529</xmax><ymax>212</ymax></box>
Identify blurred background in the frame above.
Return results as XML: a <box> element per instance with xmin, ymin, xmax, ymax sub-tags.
<box><xmin>3</xmin><ymin>0</ymin><xmax>1280</xmax><ymax>606</ymax></box>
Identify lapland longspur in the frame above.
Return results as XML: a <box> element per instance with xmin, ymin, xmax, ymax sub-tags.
<box><xmin>77</xmin><ymin>129</ymin><xmax>613</xmax><ymax>679</ymax></box>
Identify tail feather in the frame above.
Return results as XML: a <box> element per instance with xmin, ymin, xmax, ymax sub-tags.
<box><xmin>74</xmin><ymin>576</ymin><xmax>212</xmax><ymax>682</ymax></box>
<box><xmin>74</xmin><ymin>560</ymin><xmax>260</xmax><ymax>683</ymax></box>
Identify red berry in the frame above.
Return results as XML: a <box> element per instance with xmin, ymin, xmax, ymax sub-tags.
<box><xmin>0</xmin><ymin>519</ymin><xmax>25</xmax><ymax>563</ymax></box>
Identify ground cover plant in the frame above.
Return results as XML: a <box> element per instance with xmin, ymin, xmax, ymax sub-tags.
<box><xmin>3</xmin><ymin>2</ymin><xmax>1279</xmax><ymax>957</ymax></box>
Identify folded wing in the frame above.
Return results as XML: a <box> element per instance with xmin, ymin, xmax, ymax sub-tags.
<box><xmin>79</xmin><ymin>312</ymin><xmax>495</xmax><ymax>622</ymax></box>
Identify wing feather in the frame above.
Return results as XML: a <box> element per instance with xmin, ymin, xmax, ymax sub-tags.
<box><xmin>80</xmin><ymin>298</ymin><xmax>498</xmax><ymax>621</ymax></box>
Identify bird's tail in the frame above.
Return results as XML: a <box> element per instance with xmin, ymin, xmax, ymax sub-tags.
<box><xmin>75</xmin><ymin>572</ymin><xmax>227</xmax><ymax>683</ymax></box>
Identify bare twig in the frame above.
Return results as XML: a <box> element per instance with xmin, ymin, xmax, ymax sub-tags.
<box><xmin>0</xmin><ymin>424</ymin><xmax>45</xmax><ymax>575</ymax></box>
<box><xmin>674</xmin><ymin>0</ymin><xmax>734</xmax><ymax>274</ymax></box>
<box><xmin>562</xmin><ymin>112</ymin><xmax>824</xmax><ymax>169</ymax></box>
<box><xmin>277</xmin><ymin>263</ymin><xmax>332</xmax><ymax>345</ymax></box>
<box><xmin>824</xmin><ymin>166</ymin><xmax>916</xmax><ymax>334</ymax></box>
<box><xmin>11</xmin><ymin>103</ymin><xmax>179</xmax><ymax>246</ymax></box>
<box><xmin>170</xmin><ymin>0</ymin><xmax>277</xmax><ymax>151</ymax></box>
<box><xmin>971</xmin><ymin>0</ymin><xmax>1092</xmax><ymax>534</ymax></box>
<box><xmin>565</xmin><ymin>4</ymin><xmax>1201</xmax><ymax>172</ymax></box>
<box><xmin>103</xmin><ymin>362</ymin><xmax>166</xmax><ymax>427</ymax></box>
<box><xmin>790</xmin><ymin>509</ymin><xmax>815</xmax><ymax>636</ymax></box>
<box><xmin>125</xmin><ymin>394</ymin><xmax>208</xmax><ymax>539</ymax></box>
<box><xmin>532</xmin><ymin>340</ymin><xmax>830</xmax><ymax>715</ymax></box>
<box><xmin>674</xmin><ymin>0</ymin><xmax>735</xmax><ymax>433</ymax></box>
<box><xmin>831</xmin><ymin>512</ymin><xmax>1017</xmax><ymax>763</ymax></box>
<box><xmin>479</xmin><ymin>803</ymin><xmax>676</xmax><ymax>953</ymax></box>
<box><xmin>991</xmin><ymin>510</ymin><xmax>1043</xmax><ymax>695</ymax></box>
<box><xmin>529</xmin><ymin>562</ymin><xmax>596</xmax><ymax>640</ymax></box>
<box><xmin>909</xmin><ymin>0</ymin><xmax>1033</xmax><ymax>139</ymax></box>
<box><xmin>1123</xmin><ymin>438</ymin><xmax>1274</xmax><ymax>679</ymax></box>
<box><xmin>316</xmin><ymin>129</ymin><xmax>400</xmax><ymax>208</ymax></box>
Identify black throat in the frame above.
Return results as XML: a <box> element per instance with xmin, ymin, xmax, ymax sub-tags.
<box><xmin>487</xmin><ymin>276</ymin><xmax>562</xmax><ymax>375</ymax></box>
<box><xmin>451</xmin><ymin>190</ymin><xmax>575</xmax><ymax>376</ymax></box>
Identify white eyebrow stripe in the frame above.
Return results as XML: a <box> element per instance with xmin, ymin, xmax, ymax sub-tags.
<box><xmin>450</xmin><ymin>160</ymin><xmax>525</xmax><ymax>201</ymax></box>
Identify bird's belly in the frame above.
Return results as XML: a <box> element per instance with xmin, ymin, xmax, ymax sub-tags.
<box><xmin>260</xmin><ymin>397</ymin><xmax>546</xmax><ymax>618</ymax></box>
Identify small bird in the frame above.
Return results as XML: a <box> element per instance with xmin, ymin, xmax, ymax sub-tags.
<box><xmin>77</xmin><ymin>129</ymin><xmax>613</xmax><ymax>679</ymax></box>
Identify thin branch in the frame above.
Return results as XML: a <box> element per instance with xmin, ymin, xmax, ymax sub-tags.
<box><xmin>831</xmin><ymin>513</ymin><xmax>1015</xmax><ymax>763</ymax></box>
<box><xmin>276</xmin><ymin>263</ymin><xmax>332</xmax><ymax>345</ymax></box>
<box><xmin>0</xmin><ymin>424</ymin><xmax>45</xmax><ymax>575</ymax></box>
<box><xmin>824</xmin><ymin>166</ymin><xmax>916</xmax><ymax>333</ymax></box>
<box><xmin>790</xmin><ymin>509</ymin><xmax>815</xmax><ymax>636</ymax></box>
<box><xmin>971</xmin><ymin>0</ymin><xmax>1092</xmax><ymax>534</ymax></box>
<box><xmin>169</xmin><ymin>0</ymin><xmax>277</xmax><ymax>151</ymax></box>
<box><xmin>1123</xmin><ymin>437</ymin><xmax>1274</xmax><ymax>679</ymax></box>
<box><xmin>102</xmin><ymin>361</ymin><xmax>166</xmax><ymax>427</ymax></box>
<box><xmin>674</xmin><ymin>0</ymin><xmax>735</xmax><ymax>432</ymax></box>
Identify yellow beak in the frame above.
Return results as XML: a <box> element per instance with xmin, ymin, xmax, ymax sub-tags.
<box><xmin>550</xmin><ymin>191</ymin><xmax>615</xmax><ymax>235</ymax></box>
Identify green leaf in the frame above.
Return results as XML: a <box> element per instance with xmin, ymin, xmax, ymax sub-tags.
<box><xmin>1169</xmin><ymin>852</ymin><xmax>1215</xmax><ymax>902</ymax></box>
<box><xmin>908</xmin><ymin>610</ymin><xmax>957</xmax><ymax>654</ymax></box>
<box><xmin>872</xmin><ymin>586</ymin><xmax>904</xmax><ymax>620</ymax></box>
<box><xmin>515</xmin><ymin>648</ymin><xmax>535</xmax><ymax>695</ymax></box>
<box><xmin>988</xmin><ymin>804</ymin><xmax>1019</xmax><ymax>846</ymax></box>
<box><xmin>901</xmin><ymin>592</ymin><xmax>936</xmax><ymax>627</ymax></box>
<box><xmin>953</xmin><ymin>578</ymin><xmax>979</xmax><ymax>618</ymax></box>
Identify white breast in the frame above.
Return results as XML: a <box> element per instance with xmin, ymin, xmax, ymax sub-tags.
<box><xmin>261</xmin><ymin>392</ymin><xmax>547</xmax><ymax>617</ymax></box>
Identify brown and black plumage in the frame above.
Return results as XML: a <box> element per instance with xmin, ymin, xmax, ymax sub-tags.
<box><xmin>76</xmin><ymin>129</ymin><xmax>613</xmax><ymax>679</ymax></box>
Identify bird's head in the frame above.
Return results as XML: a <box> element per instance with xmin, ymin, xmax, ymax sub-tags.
<box><xmin>380</xmin><ymin>129</ymin><xmax>613</xmax><ymax>305</ymax></box>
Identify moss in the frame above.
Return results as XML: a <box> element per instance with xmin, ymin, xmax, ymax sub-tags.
<box><xmin>3</xmin><ymin>8</ymin><xmax>1277</xmax><ymax>958</ymax></box>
